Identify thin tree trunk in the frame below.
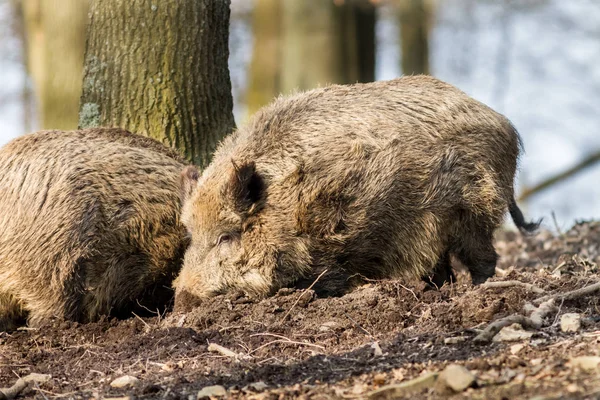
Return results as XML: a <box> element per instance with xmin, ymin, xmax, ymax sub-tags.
<box><xmin>279</xmin><ymin>0</ymin><xmax>376</xmax><ymax>94</ymax></box>
<box><xmin>398</xmin><ymin>0</ymin><xmax>431</xmax><ymax>75</ymax></box>
<box><xmin>79</xmin><ymin>0</ymin><xmax>235</xmax><ymax>167</ymax></box>
<box><xmin>10</xmin><ymin>0</ymin><xmax>34</xmax><ymax>132</ymax></box>
<box><xmin>21</xmin><ymin>0</ymin><xmax>88</xmax><ymax>130</ymax></box>
<box><xmin>350</xmin><ymin>0</ymin><xmax>377</xmax><ymax>82</ymax></box>
<box><xmin>246</xmin><ymin>0</ymin><xmax>282</xmax><ymax>117</ymax></box>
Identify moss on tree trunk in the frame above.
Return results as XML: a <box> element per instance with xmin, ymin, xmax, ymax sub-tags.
<box><xmin>79</xmin><ymin>0</ymin><xmax>235</xmax><ymax>167</ymax></box>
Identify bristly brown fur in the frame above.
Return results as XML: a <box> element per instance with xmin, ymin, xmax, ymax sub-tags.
<box><xmin>175</xmin><ymin>75</ymin><xmax>537</xmax><ymax>300</ymax></box>
<box><xmin>0</xmin><ymin>128</ymin><xmax>188</xmax><ymax>331</ymax></box>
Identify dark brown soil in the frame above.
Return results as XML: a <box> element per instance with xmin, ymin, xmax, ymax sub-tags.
<box><xmin>3</xmin><ymin>221</ymin><xmax>600</xmax><ymax>399</ymax></box>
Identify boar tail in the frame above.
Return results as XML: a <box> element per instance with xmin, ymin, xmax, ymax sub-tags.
<box><xmin>509</xmin><ymin>198</ymin><xmax>541</xmax><ymax>234</ymax></box>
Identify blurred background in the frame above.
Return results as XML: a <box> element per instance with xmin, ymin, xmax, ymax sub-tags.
<box><xmin>0</xmin><ymin>0</ymin><xmax>599</xmax><ymax>227</ymax></box>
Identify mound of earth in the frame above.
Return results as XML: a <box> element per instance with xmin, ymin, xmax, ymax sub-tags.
<box><xmin>2</xmin><ymin>221</ymin><xmax>600</xmax><ymax>399</ymax></box>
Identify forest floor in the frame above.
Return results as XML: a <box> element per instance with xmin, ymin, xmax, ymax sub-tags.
<box><xmin>3</xmin><ymin>221</ymin><xmax>600</xmax><ymax>399</ymax></box>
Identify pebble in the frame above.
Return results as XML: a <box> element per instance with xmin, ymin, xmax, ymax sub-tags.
<box><xmin>568</xmin><ymin>356</ymin><xmax>600</xmax><ymax>372</ymax></box>
<box><xmin>492</xmin><ymin>323</ymin><xmax>533</xmax><ymax>342</ymax></box>
<box><xmin>560</xmin><ymin>313</ymin><xmax>581</xmax><ymax>333</ymax></box>
<box><xmin>373</xmin><ymin>373</ymin><xmax>386</xmax><ymax>385</ymax></box>
<box><xmin>510</xmin><ymin>344</ymin><xmax>525</xmax><ymax>355</ymax></box>
<box><xmin>371</xmin><ymin>341</ymin><xmax>383</xmax><ymax>356</ymax></box>
<box><xmin>110</xmin><ymin>375</ymin><xmax>139</xmax><ymax>388</ymax></box>
<box><xmin>436</xmin><ymin>364</ymin><xmax>475</xmax><ymax>393</ymax></box>
<box><xmin>367</xmin><ymin>373</ymin><xmax>438</xmax><ymax>399</ymax></box>
<box><xmin>444</xmin><ymin>336</ymin><xmax>466</xmax><ymax>344</ymax></box>
<box><xmin>197</xmin><ymin>385</ymin><xmax>227</xmax><ymax>399</ymax></box>
<box><xmin>247</xmin><ymin>381</ymin><xmax>268</xmax><ymax>391</ymax></box>
<box><xmin>319</xmin><ymin>321</ymin><xmax>339</xmax><ymax>332</ymax></box>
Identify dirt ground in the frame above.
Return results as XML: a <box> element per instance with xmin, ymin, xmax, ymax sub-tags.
<box><xmin>3</xmin><ymin>221</ymin><xmax>600</xmax><ymax>399</ymax></box>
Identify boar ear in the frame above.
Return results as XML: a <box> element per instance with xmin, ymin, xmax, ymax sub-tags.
<box><xmin>180</xmin><ymin>165</ymin><xmax>200</xmax><ymax>202</ymax></box>
<box><xmin>227</xmin><ymin>160</ymin><xmax>264</xmax><ymax>212</ymax></box>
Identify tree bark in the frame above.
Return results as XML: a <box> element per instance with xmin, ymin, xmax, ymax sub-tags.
<box><xmin>398</xmin><ymin>0</ymin><xmax>432</xmax><ymax>75</ymax></box>
<box><xmin>79</xmin><ymin>0</ymin><xmax>235</xmax><ymax>168</ymax></box>
<box><xmin>279</xmin><ymin>0</ymin><xmax>375</xmax><ymax>94</ymax></box>
<box><xmin>21</xmin><ymin>0</ymin><xmax>89</xmax><ymax>130</ymax></box>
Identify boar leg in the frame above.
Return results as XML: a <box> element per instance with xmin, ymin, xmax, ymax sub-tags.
<box><xmin>452</xmin><ymin>229</ymin><xmax>498</xmax><ymax>284</ymax></box>
<box><xmin>0</xmin><ymin>293</ymin><xmax>27</xmax><ymax>332</ymax></box>
<box><xmin>422</xmin><ymin>251</ymin><xmax>455</xmax><ymax>289</ymax></box>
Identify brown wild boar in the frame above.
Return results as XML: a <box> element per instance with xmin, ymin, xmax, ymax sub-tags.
<box><xmin>0</xmin><ymin>128</ymin><xmax>188</xmax><ymax>331</ymax></box>
<box><xmin>175</xmin><ymin>75</ymin><xmax>539</xmax><ymax>300</ymax></box>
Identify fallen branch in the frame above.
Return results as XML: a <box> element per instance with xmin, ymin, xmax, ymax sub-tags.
<box><xmin>480</xmin><ymin>280</ymin><xmax>545</xmax><ymax>294</ymax></box>
<box><xmin>0</xmin><ymin>373</ymin><xmax>51</xmax><ymax>400</ymax></box>
<box><xmin>533</xmin><ymin>281</ymin><xmax>600</xmax><ymax>305</ymax></box>
<box><xmin>526</xmin><ymin>299</ymin><xmax>557</xmax><ymax>327</ymax></box>
<box><xmin>474</xmin><ymin>280</ymin><xmax>600</xmax><ymax>343</ymax></box>
<box><xmin>519</xmin><ymin>149</ymin><xmax>600</xmax><ymax>201</ymax></box>
<box><xmin>473</xmin><ymin>299</ymin><xmax>556</xmax><ymax>343</ymax></box>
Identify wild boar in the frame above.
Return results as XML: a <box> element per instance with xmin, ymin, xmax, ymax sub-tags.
<box><xmin>0</xmin><ymin>128</ymin><xmax>188</xmax><ymax>331</ymax></box>
<box><xmin>175</xmin><ymin>75</ymin><xmax>539</xmax><ymax>300</ymax></box>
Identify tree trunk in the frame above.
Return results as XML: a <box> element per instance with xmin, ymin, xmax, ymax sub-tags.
<box><xmin>398</xmin><ymin>0</ymin><xmax>431</xmax><ymax>75</ymax></box>
<box><xmin>279</xmin><ymin>0</ymin><xmax>375</xmax><ymax>94</ymax></box>
<box><xmin>349</xmin><ymin>0</ymin><xmax>377</xmax><ymax>82</ymax></box>
<box><xmin>246</xmin><ymin>0</ymin><xmax>282</xmax><ymax>117</ymax></box>
<box><xmin>79</xmin><ymin>0</ymin><xmax>235</xmax><ymax>168</ymax></box>
<box><xmin>21</xmin><ymin>0</ymin><xmax>89</xmax><ymax>130</ymax></box>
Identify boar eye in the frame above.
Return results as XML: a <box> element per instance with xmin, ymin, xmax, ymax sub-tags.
<box><xmin>217</xmin><ymin>233</ymin><xmax>233</xmax><ymax>246</ymax></box>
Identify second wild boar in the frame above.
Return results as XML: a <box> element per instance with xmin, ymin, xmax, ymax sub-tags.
<box><xmin>0</xmin><ymin>128</ymin><xmax>188</xmax><ymax>331</ymax></box>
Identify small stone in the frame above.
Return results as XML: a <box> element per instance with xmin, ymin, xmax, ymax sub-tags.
<box><xmin>110</xmin><ymin>375</ymin><xmax>139</xmax><ymax>388</ymax></box>
<box><xmin>560</xmin><ymin>313</ymin><xmax>581</xmax><ymax>333</ymax></box>
<box><xmin>351</xmin><ymin>382</ymin><xmax>367</xmax><ymax>395</ymax></box>
<box><xmin>436</xmin><ymin>364</ymin><xmax>475</xmax><ymax>393</ymax></box>
<box><xmin>566</xmin><ymin>383</ymin><xmax>581</xmax><ymax>393</ymax></box>
<box><xmin>392</xmin><ymin>368</ymin><xmax>405</xmax><ymax>381</ymax></box>
<box><xmin>319</xmin><ymin>321</ymin><xmax>339</xmax><ymax>332</ymax></box>
<box><xmin>510</xmin><ymin>344</ymin><xmax>525</xmax><ymax>355</ymax></box>
<box><xmin>492</xmin><ymin>323</ymin><xmax>533</xmax><ymax>342</ymax></box>
<box><xmin>248</xmin><ymin>381</ymin><xmax>268</xmax><ymax>391</ymax></box>
<box><xmin>197</xmin><ymin>385</ymin><xmax>227</xmax><ymax>399</ymax></box>
<box><xmin>367</xmin><ymin>373</ymin><xmax>438</xmax><ymax>399</ymax></box>
<box><xmin>568</xmin><ymin>356</ymin><xmax>600</xmax><ymax>372</ymax></box>
<box><xmin>444</xmin><ymin>336</ymin><xmax>466</xmax><ymax>344</ymax></box>
<box><xmin>371</xmin><ymin>341</ymin><xmax>383</xmax><ymax>357</ymax></box>
<box><xmin>373</xmin><ymin>373</ymin><xmax>386</xmax><ymax>385</ymax></box>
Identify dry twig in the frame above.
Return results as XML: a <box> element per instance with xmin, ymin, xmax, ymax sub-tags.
<box><xmin>480</xmin><ymin>280</ymin><xmax>545</xmax><ymax>294</ymax></box>
<box><xmin>396</xmin><ymin>282</ymin><xmax>419</xmax><ymax>301</ymax></box>
<box><xmin>280</xmin><ymin>269</ymin><xmax>328</xmax><ymax>323</ymax></box>
<box><xmin>207</xmin><ymin>343</ymin><xmax>240</xmax><ymax>359</ymax></box>
<box><xmin>131</xmin><ymin>312</ymin><xmax>151</xmax><ymax>329</ymax></box>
